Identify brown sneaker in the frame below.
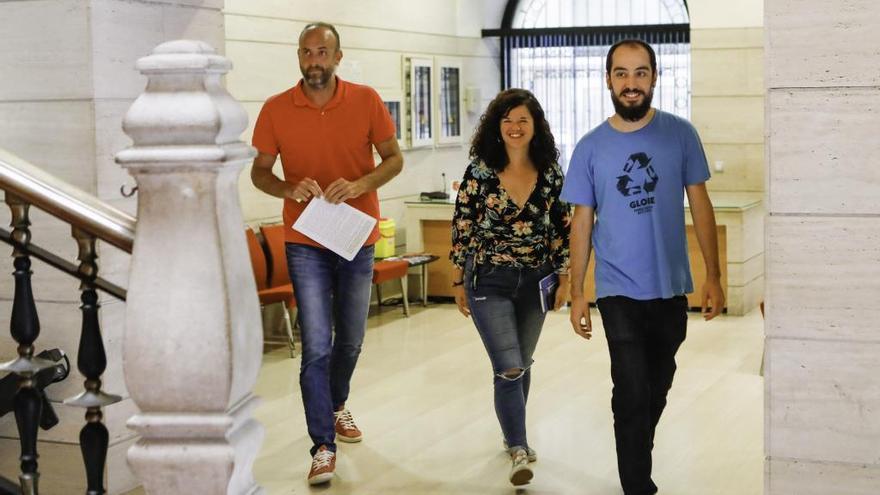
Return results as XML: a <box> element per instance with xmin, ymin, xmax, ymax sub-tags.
<box><xmin>307</xmin><ymin>445</ymin><xmax>335</xmax><ymax>485</ymax></box>
<box><xmin>334</xmin><ymin>408</ymin><xmax>363</xmax><ymax>443</ymax></box>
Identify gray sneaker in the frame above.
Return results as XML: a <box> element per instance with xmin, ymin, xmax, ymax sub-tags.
<box><xmin>503</xmin><ymin>440</ymin><xmax>537</xmax><ymax>462</ymax></box>
<box><xmin>509</xmin><ymin>448</ymin><xmax>533</xmax><ymax>486</ymax></box>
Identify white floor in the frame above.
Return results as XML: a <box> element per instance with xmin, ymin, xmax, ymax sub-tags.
<box><xmin>251</xmin><ymin>303</ymin><xmax>765</xmax><ymax>495</ymax></box>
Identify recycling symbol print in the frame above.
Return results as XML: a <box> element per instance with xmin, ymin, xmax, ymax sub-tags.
<box><xmin>615</xmin><ymin>152</ymin><xmax>658</xmax><ymax>215</ymax></box>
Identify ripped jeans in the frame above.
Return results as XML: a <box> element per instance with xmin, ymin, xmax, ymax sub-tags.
<box><xmin>464</xmin><ymin>258</ymin><xmax>553</xmax><ymax>451</ymax></box>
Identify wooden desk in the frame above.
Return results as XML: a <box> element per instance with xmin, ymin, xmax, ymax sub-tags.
<box><xmin>405</xmin><ymin>201</ymin><xmax>459</xmax><ymax>298</ymax></box>
<box><xmin>404</xmin><ymin>193</ymin><xmax>762</xmax><ymax>314</ymax></box>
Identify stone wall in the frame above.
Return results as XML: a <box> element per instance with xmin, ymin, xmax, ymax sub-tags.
<box><xmin>764</xmin><ymin>0</ymin><xmax>880</xmax><ymax>492</ymax></box>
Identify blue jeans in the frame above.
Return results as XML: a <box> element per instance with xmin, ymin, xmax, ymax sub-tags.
<box><xmin>285</xmin><ymin>243</ymin><xmax>374</xmax><ymax>455</ymax></box>
<box><xmin>464</xmin><ymin>258</ymin><xmax>552</xmax><ymax>451</ymax></box>
<box><xmin>597</xmin><ymin>295</ymin><xmax>688</xmax><ymax>495</ymax></box>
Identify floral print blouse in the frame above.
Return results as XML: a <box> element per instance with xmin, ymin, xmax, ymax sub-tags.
<box><xmin>450</xmin><ymin>159</ymin><xmax>571</xmax><ymax>273</ymax></box>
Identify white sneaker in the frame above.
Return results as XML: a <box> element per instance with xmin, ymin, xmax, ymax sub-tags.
<box><xmin>503</xmin><ymin>440</ymin><xmax>537</xmax><ymax>462</ymax></box>
<box><xmin>509</xmin><ymin>448</ymin><xmax>533</xmax><ymax>486</ymax></box>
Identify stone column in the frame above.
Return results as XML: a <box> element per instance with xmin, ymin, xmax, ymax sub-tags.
<box><xmin>765</xmin><ymin>0</ymin><xmax>880</xmax><ymax>493</ymax></box>
<box><xmin>0</xmin><ymin>2</ymin><xmax>226</xmax><ymax>492</ymax></box>
<box><xmin>115</xmin><ymin>40</ymin><xmax>263</xmax><ymax>495</ymax></box>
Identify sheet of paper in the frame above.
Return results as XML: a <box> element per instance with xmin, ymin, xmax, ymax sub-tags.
<box><xmin>292</xmin><ymin>198</ymin><xmax>377</xmax><ymax>261</ymax></box>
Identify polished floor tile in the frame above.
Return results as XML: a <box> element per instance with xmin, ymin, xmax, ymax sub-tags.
<box><xmin>252</xmin><ymin>303</ymin><xmax>765</xmax><ymax>495</ymax></box>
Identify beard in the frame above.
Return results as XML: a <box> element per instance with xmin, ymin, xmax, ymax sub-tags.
<box><xmin>301</xmin><ymin>64</ymin><xmax>334</xmax><ymax>89</ymax></box>
<box><xmin>610</xmin><ymin>87</ymin><xmax>654</xmax><ymax>122</ymax></box>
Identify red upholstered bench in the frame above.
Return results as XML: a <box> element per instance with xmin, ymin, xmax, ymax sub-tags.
<box><xmin>372</xmin><ymin>259</ymin><xmax>410</xmax><ymax>317</ymax></box>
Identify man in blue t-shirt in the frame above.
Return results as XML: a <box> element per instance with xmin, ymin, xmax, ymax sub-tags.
<box><xmin>562</xmin><ymin>39</ymin><xmax>725</xmax><ymax>495</ymax></box>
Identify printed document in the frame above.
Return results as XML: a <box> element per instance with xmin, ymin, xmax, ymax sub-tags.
<box><xmin>292</xmin><ymin>198</ymin><xmax>377</xmax><ymax>261</ymax></box>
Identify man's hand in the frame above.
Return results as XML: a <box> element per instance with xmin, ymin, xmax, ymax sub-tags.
<box><xmin>323</xmin><ymin>178</ymin><xmax>367</xmax><ymax>204</ymax></box>
<box><xmin>453</xmin><ymin>285</ymin><xmax>470</xmax><ymax>317</ymax></box>
<box><xmin>569</xmin><ymin>294</ymin><xmax>592</xmax><ymax>340</ymax></box>
<box><xmin>288</xmin><ymin>178</ymin><xmax>323</xmax><ymax>203</ymax></box>
<box><xmin>686</xmin><ymin>182</ymin><xmax>725</xmax><ymax>321</ymax></box>
<box><xmin>701</xmin><ymin>277</ymin><xmax>725</xmax><ymax>320</ymax></box>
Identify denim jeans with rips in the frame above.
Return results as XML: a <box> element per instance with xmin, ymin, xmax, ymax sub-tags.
<box><xmin>464</xmin><ymin>257</ymin><xmax>553</xmax><ymax>452</ymax></box>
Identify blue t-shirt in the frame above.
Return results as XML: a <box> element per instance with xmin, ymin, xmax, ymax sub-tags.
<box><xmin>561</xmin><ymin>110</ymin><xmax>710</xmax><ymax>300</ymax></box>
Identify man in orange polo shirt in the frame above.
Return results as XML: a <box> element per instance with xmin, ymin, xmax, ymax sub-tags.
<box><xmin>250</xmin><ymin>22</ymin><xmax>403</xmax><ymax>485</ymax></box>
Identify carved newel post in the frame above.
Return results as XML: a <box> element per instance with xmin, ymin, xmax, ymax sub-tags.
<box><xmin>115</xmin><ymin>40</ymin><xmax>264</xmax><ymax>494</ymax></box>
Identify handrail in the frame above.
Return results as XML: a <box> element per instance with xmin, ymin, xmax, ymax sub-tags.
<box><xmin>0</xmin><ymin>148</ymin><xmax>135</xmax><ymax>253</ymax></box>
<box><xmin>0</xmin><ymin>227</ymin><xmax>127</xmax><ymax>300</ymax></box>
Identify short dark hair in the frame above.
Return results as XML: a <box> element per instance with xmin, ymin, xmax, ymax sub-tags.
<box><xmin>300</xmin><ymin>22</ymin><xmax>341</xmax><ymax>51</ymax></box>
<box><xmin>605</xmin><ymin>39</ymin><xmax>656</xmax><ymax>75</ymax></box>
<box><xmin>469</xmin><ymin>88</ymin><xmax>559</xmax><ymax>173</ymax></box>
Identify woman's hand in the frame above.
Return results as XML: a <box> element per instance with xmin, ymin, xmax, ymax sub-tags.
<box><xmin>453</xmin><ymin>285</ymin><xmax>470</xmax><ymax>317</ymax></box>
<box><xmin>553</xmin><ymin>276</ymin><xmax>570</xmax><ymax>311</ymax></box>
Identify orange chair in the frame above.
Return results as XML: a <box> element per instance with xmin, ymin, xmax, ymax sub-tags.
<box><xmin>259</xmin><ymin>224</ymin><xmax>294</xmax><ymax>290</ymax></box>
<box><xmin>372</xmin><ymin>259</ymin><xmax>410</xmax><ymax>317</ymax></box>
<box><xmin>246</xmin><ymin>227</ymin><xmax>296</xmax><ymax>358</ymax></box>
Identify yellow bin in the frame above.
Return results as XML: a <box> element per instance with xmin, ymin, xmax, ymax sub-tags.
<box><xmin>375</xmin><ymin>217</ymin><xmax>396</xmax><ymax>258</ymax></box>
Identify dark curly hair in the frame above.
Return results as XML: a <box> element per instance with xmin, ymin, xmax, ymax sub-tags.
<box><xmin>469</xmin><ymin>88</ymin><xmax>559</xmax><ymax>173</ymax></box>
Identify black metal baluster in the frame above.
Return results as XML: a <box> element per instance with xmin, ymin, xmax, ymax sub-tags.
<box><xmin>64</xmin><ymin>228</ymin><xmax>121</xmax><ymax>495</ymax></box>
<box><xmin>14</xmin><ymin>385</ymin><xmax>41</xmax><ymax>495</ymax></box>
<box><xmin>1</xmin><ymin>194</ymin><xmax>55</xmax><ymax>495</ymax></box>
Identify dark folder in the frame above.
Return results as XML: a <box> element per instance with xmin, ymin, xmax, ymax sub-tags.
<box><xmin>538</xmin><ymin>272</ymin><xmax>559</xmax><ymax>313</ymax></box>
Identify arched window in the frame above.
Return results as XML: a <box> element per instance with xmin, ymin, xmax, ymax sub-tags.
<box><xmin>484</xmin><ymin>0</ymin><xmax>691</xmax><ymax>169</ymax></box>
<box><xmin>513</xmin><ymin>0</ymin><xmax>689</xmax><ymax>28</ymax></box>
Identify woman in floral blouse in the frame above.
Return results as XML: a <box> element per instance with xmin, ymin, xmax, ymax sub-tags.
<box><xmin>450</xmin><ymin>88</ymin><xmax>571</xmax><ymax>486</ymax></box>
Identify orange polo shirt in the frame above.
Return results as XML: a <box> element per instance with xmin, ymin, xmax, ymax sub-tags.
<box><xmin>252</xmin><ymin>77</ymin><xmax>396</xmax><ymax>247</ymax></box>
